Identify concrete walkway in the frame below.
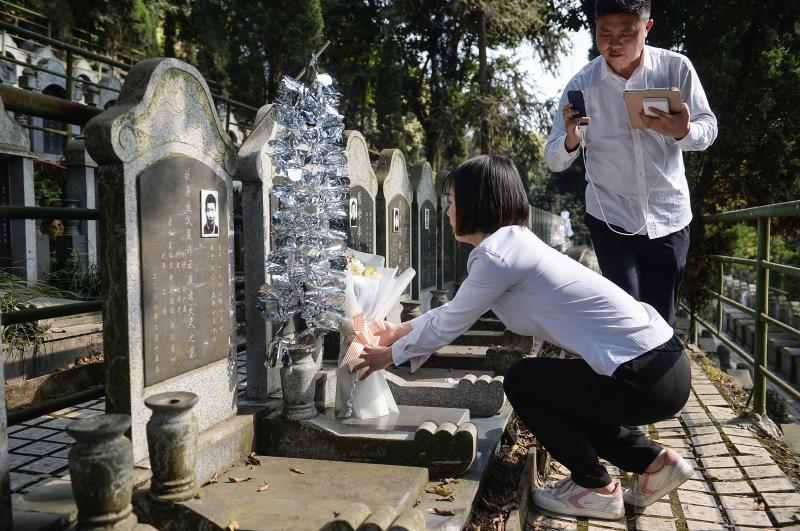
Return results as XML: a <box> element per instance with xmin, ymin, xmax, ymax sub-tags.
<box><xmin>527</xmin><ymin>355</ymin><xmax>800</xmax><ymax>530</ymax></box>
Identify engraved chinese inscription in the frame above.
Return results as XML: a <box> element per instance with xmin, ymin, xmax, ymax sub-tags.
<box><xmin>139</xmin><ymin>156</ymin><xmax>230</xmax><ymax>386</ymax></box>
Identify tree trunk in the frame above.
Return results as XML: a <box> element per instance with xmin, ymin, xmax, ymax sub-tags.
<box><xmin>478</xmin><ymin>8</ymin><xmax>490</xmax><ymax>154</ymax></box>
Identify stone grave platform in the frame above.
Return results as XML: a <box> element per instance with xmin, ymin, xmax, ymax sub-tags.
<box><xmin>385</xmin><ymin>366</ymin><xmax>506</xmax><ymax>417</ymax></box>
<box><xmin>134</xmin><ymin>456</ymin><xmax>428</xmax><ymax>531</ymax></box>
<box><xmin>255</xmin><ymin>405</ymin><xmax>477</xmax><ymax>478</ymax></box>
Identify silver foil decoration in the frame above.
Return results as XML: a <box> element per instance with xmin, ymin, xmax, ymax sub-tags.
<box><xmin>257</xmin><ymin>68</ymin><xmax>349</xmax><ymax>367</ymax></box>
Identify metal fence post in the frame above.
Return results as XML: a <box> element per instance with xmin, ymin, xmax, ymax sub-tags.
<box><xmin>717</xmin><ymin>262</ymin><xmax>724</xmax><ymax>334</ymax></box>
<box><xmin>752</xmin><ymin>217</ymin><xmax>771</xmax><ymax>415</ymax></box>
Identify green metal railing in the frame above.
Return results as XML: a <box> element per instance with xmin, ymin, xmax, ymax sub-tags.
<box><xmin>686</xmin><ymin>200</ymin><xmax>800</xmax><ymax>415</ymax></box>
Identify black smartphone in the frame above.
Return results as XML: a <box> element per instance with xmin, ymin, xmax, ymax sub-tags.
<box><xmin>567</xmin><ymin>90</ymin><xmax>587</xmax><ymax>119</ymax></box>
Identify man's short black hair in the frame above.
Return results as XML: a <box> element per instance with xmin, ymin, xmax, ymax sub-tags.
<box><xmin>205</xmin><ymin>193</ymin><xmax>216</xmax><ymax>207</ymax></box>
<box><xmin>595</xmin><ymin>0</ymin><xmax>651</xmax><ymax>20</ymax></box>
<box><xmin>442</xmin><ymin>155</ymin><xmax>529</xmax><ymax>236</ymax></box>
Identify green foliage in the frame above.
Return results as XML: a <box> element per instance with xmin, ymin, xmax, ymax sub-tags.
<box><xmin>33</xmin><ymin>161</ymin><xmax>64</xmax><ymax>207</ymax></box>
<box><xmin>47</xmin><ymin>249</ymin><xmax>102</xmax><ymax>300</ymax></box>
<box><xmin>0</xmin><ymin>269</ymin><xmax>57</xmax><ymax>356</ymax></box>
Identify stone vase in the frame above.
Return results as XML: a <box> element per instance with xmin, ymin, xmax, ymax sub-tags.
<box><xmin>280</xmin><ymin>339</ymin><xmax>321</xmax><ymax>420</ymax></box>
<box><xmin>144</xmin><ymin>392</ymin><xmax>199</xmax><ymax>502</ymax></box>
<box><xmin>66</xmin><ymin>414</ymin><xmax>137</xmax><ymax>531</ymax></box>
<box><xmin>430</xmin><ymin>289</ymin><xmax>449</xmax><ymax>309</ymax></box>
<box><xmin>400</xmin><ymin>300</ymin><xmax>423</xmax><ymax>321</ymax></box>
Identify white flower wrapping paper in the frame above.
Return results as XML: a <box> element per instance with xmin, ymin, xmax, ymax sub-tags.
<box><xmin>335</xmin><ymin>250</ymin><xmax>415</xmax><ymax>418</ymax></box>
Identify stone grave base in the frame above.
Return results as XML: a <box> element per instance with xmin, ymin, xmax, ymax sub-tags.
<box><xmin>384</xmin><ymin>366</ymin><xmax>506</xmax><ymax>417</ymax></box>
<box><xmin>255</xmin><ymin>405</ymin><xmax>477</xmax><ymax>478</ymax></box>
<box><xmin>134</xmin><ymin>456</ymin><xmax>428</xmax><ymax>531</ymax></box>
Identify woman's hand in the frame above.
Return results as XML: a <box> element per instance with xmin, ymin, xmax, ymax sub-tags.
<box><xmin>375</xmin><ymin>320</ymin><xmax>412</xmax><ymax>346</ymax></box>
<box><xmin>352</xmin><ymin>345</ymin><xmax>393</xmax><ymax>381</ymax></box>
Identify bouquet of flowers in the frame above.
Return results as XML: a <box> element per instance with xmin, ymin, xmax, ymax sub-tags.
<box><xmin>336</xmin><ymin>250</ymin><xmax>415</xmax><ymax>418</ymax></box>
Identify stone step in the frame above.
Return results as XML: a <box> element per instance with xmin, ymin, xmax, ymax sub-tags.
<box><xmin>3</xmin><ymin>320</ymin><xmax>103</xmax><ymax>380</ymax></box>
<box><xmin>470</xmin><ymin>318</ymin><xmax>505</xmax><ymax>332</ymax></box>
<box><xmin>451</xmin><ymin>330</ymin><xmax>505</xmax><ymax>346</ymax></box>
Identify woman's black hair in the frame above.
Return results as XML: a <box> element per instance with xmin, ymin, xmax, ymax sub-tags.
<box><xmin>442</xmin><ymin>155</ymin><xmax>530</xmax><ymax>236</ymax></box>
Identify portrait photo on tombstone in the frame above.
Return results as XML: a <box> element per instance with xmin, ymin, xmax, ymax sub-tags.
<box><xmin>392</xmin><ymin>207</ymin><xmax>400</xmax><ymax>233</ymax></box>
<box><xmin>201</xmin><ymin>189</ymin><xmax>220</xmax><ymax>237</ymax></box>
<box><xmin>424</xmin><ymin>208</ymin><xmax>430</xmax><ymax>230</ymax></box>
<box><xmin>350</xmin><ymin>197</ymin><xmax>359</xmax><ymax>227</ymax></box>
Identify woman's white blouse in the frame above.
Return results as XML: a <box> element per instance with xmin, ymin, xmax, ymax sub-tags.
<box><xmin>391</xmin><ymin>225</ymin><xmax>674</xmax><ymax>376</ymax></box>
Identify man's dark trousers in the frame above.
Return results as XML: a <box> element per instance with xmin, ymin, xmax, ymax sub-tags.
<box><xmin>585</xmin><ymin>214</ymin><xmax>690</xmax><ymax>327</ymax></box>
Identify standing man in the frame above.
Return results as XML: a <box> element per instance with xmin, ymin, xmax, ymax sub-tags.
<box><xmin>545</xmin><ymin>0</ymin><xmax>717</xmax><ymax>328</ymax></box>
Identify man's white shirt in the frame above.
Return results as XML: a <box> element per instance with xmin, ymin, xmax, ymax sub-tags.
<box><xmin>544</xmin><ymin>46</ymin><xmax>718</xmax><ymax>239</ymax></box>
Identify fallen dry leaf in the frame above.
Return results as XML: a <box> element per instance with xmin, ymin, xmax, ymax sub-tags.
<box><xmin>227</xmin><ymin>476</ymin><xmax>253</xmax><ymax>483</ymax></box>
<box><xmin>257</xmin><ymin>482</ymin><xmax>270</xmax><ymax>492</ymax></box>
<box><xmin>430</xmin><ymin>508</ymin><xmax>455</xmax><ymax>516</ymax></box>
<box><xmin>439</xmin><ymin>478</ymin><xmax>458</xmax><ymax>485</ymax></box>
<box><xmin>226</xmin><ymin>520</ymin><xmax>239</xmax><ymax>530</ymax></box>
<box><xmin>204</xmin><ymin>472</ymin><xmax>220</xmax><ymax>486</ymax></box>
<box><xmin>246</xmin><ymin>453</ymin><xmax>262</xmax><ymax>466</ymax></box>
<box><xmin>435</xmin><ymin>496</ymin><xmax>455</xmax><ymax>502</ymax></box>
<box><xmin>333</xmin><ymin>511</ymin><xmax>341</xmax><ymax>517</ymax></box>
<box><xmin>433</xmin><ymin>486</ymin><xmax>453</xmax><ymax>497</ymax></box>
<box><xmin>289</xmin><ymin>466</ymin><xmax>305</xmax><ymax>475</ymax></box>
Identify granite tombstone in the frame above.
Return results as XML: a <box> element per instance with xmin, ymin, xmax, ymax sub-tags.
<box><xmin>437</xmin><ymin>170</ymin><xmax>456</xmax><ymax>292</ymax></box>
<box><xmin>345</xmin><ymin>130</ymin><xmax>377</xmax><ymax>254</ymax></box>
<box><xmin>85</xmin><ymin>58</ymin><xmax>238</xmax><ymax>461</ymax></box>
<box><xmin>236</xmin><ymin>104</ymin><xmax>282</xmax><ymax>399</ymax></box>
<box><xmin>409</xmin><ymin>161</ymin><xmax>437</xmax><ymax>310</ymax></box>
<box><xmin>375</xmin><ymin>149</ymin><xmax>412</xmax><ymax>298</ymax></box>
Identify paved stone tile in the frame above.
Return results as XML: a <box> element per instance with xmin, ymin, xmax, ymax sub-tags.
<box><xmin>682</xmin><ymin>414</ymin><xmax>714</xmax><ymax>427</ymax></box>
<box><xmin>9</xmin><ymin>472</ymin><xmax>42</xmax><ymax>491</ymax></box>
<box><xmin>725</xmin><ymin>509</ymin><xmax>773</xmax><ymax>528</ymax></box>
<box><xmin>585</xmin><ymin>516</ymin><xmax>628</xmax><ymax>530</ymax></box>
<box><xmin>685</xmin><ymin>520</ymin><xmax>726</xmax><ymax>531</ymax></box>
<box><xmin>704</xmin><ymin>467</ymin><xmax>744</xmax><ymax>481</ymax></box>
<box><xmin>687</xmin><ymin>426</ymin><xmax>719</xmax><ymax>436</ymax></box>
<box><xmin>721</xmin><ymin>426</ymin><xmax>757</xmax><ymax>439</ymax></box>
<box><xmin>8</xmin><ymin>437</ymin><xmax>32</xmax><ymax>451</ymax></box>
<box><xmin>39</xmin><ymin>417</ymin><xmax>75</xmax><ymax>429</ymax></box>
<box><xmin>699</xmin><ymin>397</ymin><xmax>730</xmax><ymax>407</ymax></box>
<box><xmin>681</xmin><ymin>504</ymin><xmax>725</xmax><ymax>524</ymax></box>
<box><xmin>662</xmin><ymin>438</ymin><xmax>692</xmax><ymax>449</ymax></box>
<box><xmin>683</xmin><ymin>406</ymin><xmax>708</xmax><ymax>414</ymax></box>
<box><xmin>695</xmin><ymin>443</ymin><xmax>730</xmax><ymax>457</ymax></box>
<box><xmin>728</xmin><ymin>435</ymin><xmax>762</xmax><ymax>447</ymax></box>
<box><xmin>50</xmin><ymin>447</ymin><xmax>71</xmax><ymax>459</ymax></box>
<box><xmin>14</xmin><ymin>441</ymin><xmax>67</xmax><ymax>456</ymax></box>
<box><xmin>691</xmin><ymin>433</ymin><xmax>724</xmax><ymax>446</ymax></box>
<box><xmin>19</xmin><ymin>456</ymin><xmax>69</xmax><ymax>474</ymax></box>
<box><xmin>771</xmin><ymin>506</ymin><xmax>800</xmax><ymax>526</ymax></box>
<box><xmin>760</xmin><ymin>492</ymin><xmax>800</xmax><ymax>508</ymax></box>
<box><xmin>7</xmin><ymin>453</ymin><xmax>36</xmax><ymax>469</ymax></box>
<box><xmin>44</xmin><ymin>431</ymin><xmax>75</xmax><ymax>444</ymax></box>
<box><xmin>672</xmin><ymin>447</ymin><xmax>695</xmax><ymax>459</ymax></box>
<box><xmin>718</xmin><ymin>495</ymin><xmax>761</xmax><ymax>512</ymax></box>
<box><xmin>734</xmin><ymin>455</ymin><xmax>774</xmax><ymax>467</ymax></box>
<box><xmin>678</xmin><ymin>490</ymin><xmax>716</xmax><ymax>507</ymax></box>
<box><xmin>751</xmin><ymin>476</ymin><xmax>795</xmax><ymax>492</ymax></box>
<box><xmin>7</xmin><ymin>424</ymin><xmax>25</xmax><ymax>433</ymax></box>
<box><xmin>12</xmin><ymin>426</ymin><xmax>59</xmax><ymax>440</ymax></box>
<box><xmin>734</xmin><ymin>444</ymin><xmax>772</xmax><ymax>458</ymax></box>
<box><xmin>634</xmin><ymin>515</ymin><xmax>677</xmax><ymax>531</ymax></box>
<box><xmin>657</xmin><ymin>428</ymin><xmax>688</xmax><ymax>438</ymax></box>
<box><xmin>634</xmin><ymin>502</ymin><xmax>675</xmax><ymax>518</ymax></box>
<box><xmin>700</xmin><ymin>456</ymin><xmax>737</xmax><ymax>469</ymax></box>
<box><xmin>655</xmin><ymin>420</ymin><xmax>684</xmax><ymax>429</ymax></box>
<box><xmin>20</xmin><ymin>417</ymin><xmax>49</xmax><ymax>426</ymax></box>
<box><xmin>743</xmin><ymin>464</ymin><xmax>784</xmax><ymax>479</ymax></box>
<box><xmin>713</xmin><ymin>481</ymin><xmax>754</xmax><ymax>495</ymax></box>
<box><xmin>65</xmin><ymin>408</ymin><xmax>103</xmax><ymax>419</ymax></box>
<box><xmin>682</xmin><ymin>480</ymin><xmax>713</xmax><ymax>493</ymax></box>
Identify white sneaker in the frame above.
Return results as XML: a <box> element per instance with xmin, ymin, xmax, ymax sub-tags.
<box><xmin>623</xmin><ymin>455</ymin><xmax>694</xmax><ymax>507</ymax></box>
<box><xmin>533</xmin><ymin>478</ymin><xmax>625</xmax><ymax>520</ymax></box>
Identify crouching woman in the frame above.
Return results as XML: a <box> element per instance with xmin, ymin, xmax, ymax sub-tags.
<box><xmin>354</xmin><ymin>155</ymin><xmax>693</xmax><ymax>520</ymax></box>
